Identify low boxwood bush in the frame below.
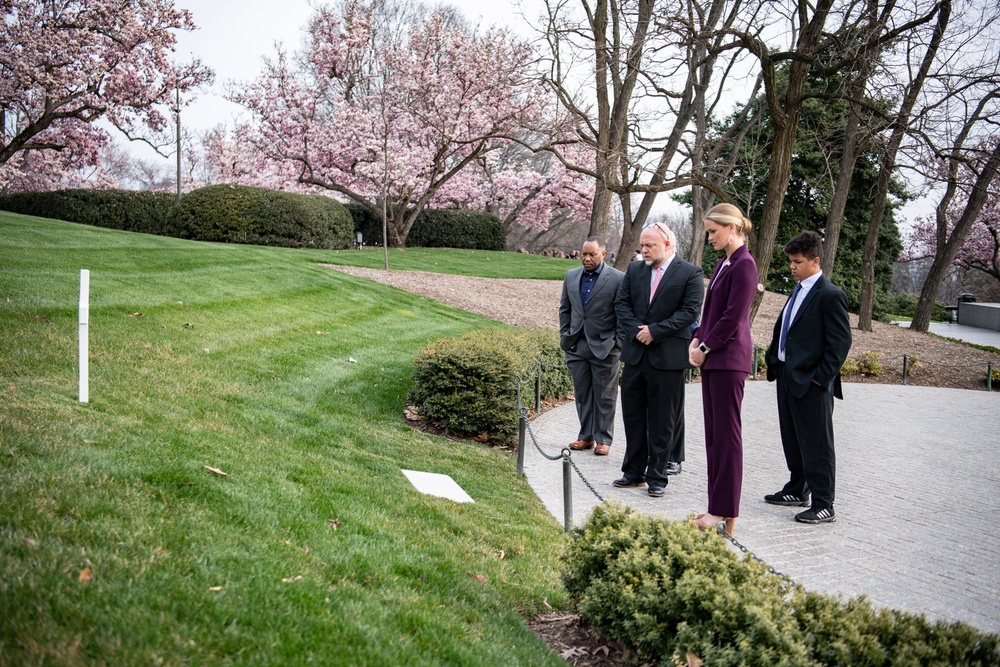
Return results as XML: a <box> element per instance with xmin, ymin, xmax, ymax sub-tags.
<box><xmin>564</xmin><ymin>503</ymin><xmax>1000</xmax><ymax>666</ymax></box>
<box><xmin>169</xmin><ymin>184</ymin><xmax>353</xmax><ymax>248</ymax></box>
<box><xmin>892</xmin><ymin>293</ymin><xmax>951</xmax><ymax>322</ymax></box>
<box><xmin>408</xmin><ymin>328</ymin><xmax>572</xmax><ymax>444</ymax></box>
<box><xmin>0</xmin><ymin>188</ymin><xmax>176</xmax><ymax>234</ymax></box>
<box><xmin>841</xmin><ymin>357</ymin><xmax>862</xmax><ymax>375</ymax></box>
<box><xmin>408</xmin><ymin>209</ymin><xmax>505</xmax><ymax>250</ymax></box>
<box><xmin>858</xmin><ymin>351</ymin><xmax>884</xmax><ymax>377</ymax></box>
<box><xmin>349</xmin><ymin>204</ymin><xmax>505</xmax><ymax>250</ymax></box>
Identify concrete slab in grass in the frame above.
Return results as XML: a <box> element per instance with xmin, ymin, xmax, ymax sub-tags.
<box><xmin>401</xmin><ymin>469</ymin><xmax>474</xmax><ymax>503</ymax></box>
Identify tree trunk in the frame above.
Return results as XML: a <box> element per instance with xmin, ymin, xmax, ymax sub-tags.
<box><xmin>688</xmin><ymin>185</ymin><xmax>712</xmax><ymax>266</ymax></box>
<box><xmin>590</xmin><ymin>180</ymin><xmax>612</xmax><ymax>239</ymax></box>
<box><xmin>747</xmin><ymin>0</ymin><xmax>835</xmax><ymax>324</ymax></box>
<box><xmin>823</xmin><ymin>64</ymin><xmax>874</xmax><ymax>273</ymax></box>
<box><xmin>912</xmin><ymin>140</ymin><xmax>1000</xmax><ymax>331</ymax></box>
<box><xmin>822</xmin><ymin>0</ymin><xmax>892</xmax><ymax>273</ymax></box>
<box><xmin>749</xmin><ymin>119</ymin><xmax>798</xmax><ymax>322</ymax></box>
<box><xmin>857</xmin><ymin>0</ymin><xmax>950</xmax><ymax>330</ymax></box>
<box><xmin>588</xmin><ymin>0</ymin><xmax>612</xmax><ymax>239</ymax></box>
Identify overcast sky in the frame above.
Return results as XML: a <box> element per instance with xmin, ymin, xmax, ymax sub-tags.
<box><xmin>165</xmin><ymin>0</ymin><xmax>544</xmax><ymax>138</ymax></box>
<box><xmin>137</xmin><ymin>0</ymin><xmax>927</xmax><ymax>222</ymax></box>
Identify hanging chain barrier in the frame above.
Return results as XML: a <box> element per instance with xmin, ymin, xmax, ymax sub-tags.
<box><xmin>514</xmin><ymin>360</ymin><xmax>793</xmax><ymax>583</ymax></box>
<box><xmin>752</xmin><ymin>345</ymin><xmax>996</xmax><ymax>391</ymax></box>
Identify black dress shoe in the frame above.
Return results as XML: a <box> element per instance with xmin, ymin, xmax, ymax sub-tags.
<box><xmin>647</xmin><ymin>484</ymin><xmax>665</xmax><ymax>497</ymax></box>
<box><xmin>764</xmin><ymin>492</ymin><xmax>810</xmax><ymax>507</ymax></box>
<box><xmin>665</xmin><ymin>462</ymin><xmax>682</xmax><ymax>475</ymax></box>
<box><xmin>612</xmin><ymin>475</ymin><xmax>645</xmax><ymax>488</ymax></box>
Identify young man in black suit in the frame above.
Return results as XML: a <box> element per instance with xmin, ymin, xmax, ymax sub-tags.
<box><xmin>613</xmin><ymin>222</ymin><xmax>704</xmax><ymax>497</ymax></box>
<box><xmin>765</xmin><ymin>231</ymin><xmax>852</xmax><ymax>524</ymax></box>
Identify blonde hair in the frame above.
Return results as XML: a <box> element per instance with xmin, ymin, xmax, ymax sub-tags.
<box><xmin>705</xmin><ymin>203</ymin><xmax>753</xmax><ymax>237</ymax></box>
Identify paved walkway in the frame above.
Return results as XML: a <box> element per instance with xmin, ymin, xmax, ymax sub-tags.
<box><xmin>894</xmin><ymin>320</ymin><xmax>1000</xmax><ymax>347</ymax></box>
<box><xmin>524</xmin><ymin>380</ymin><xmax>1000</xmax><ymax>634</ymax></box>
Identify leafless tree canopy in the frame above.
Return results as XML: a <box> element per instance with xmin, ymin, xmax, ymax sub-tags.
<box><xmin>534</xmin><ymin>0</ymin><xmax>1000</xmax><ymax>321</ymax></box>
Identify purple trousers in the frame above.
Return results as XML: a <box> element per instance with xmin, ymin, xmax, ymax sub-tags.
<box><xmin>701</xmin><ymin>369</ymin><xmax>745</xmax><ymax>518</ymax></box>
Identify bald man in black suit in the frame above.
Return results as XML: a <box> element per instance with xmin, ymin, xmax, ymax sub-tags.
<box><xmin>613</xmin><ymin>222</ymin><xmax>704</xmax><ymax>498</ymax></box>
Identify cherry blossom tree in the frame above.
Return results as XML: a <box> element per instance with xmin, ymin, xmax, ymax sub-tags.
<box><xmin>904</xmin><ymin>200</ymin><xmax>1000</xmax><ymax>283</ymax></box>
<box><xmin>226</xmin><ymin>0</ymin><xmax>551</xmax><ymax>248</ymax></box>
<box><xmin>902</xmin><ymin>139</ymin><xmax>1000</xmax><ymax>302</ymax></box>
<box><xmin>431</xmin><ymin>140</ymin><xmax>594</xmax><ymax>237</ymax></box>
<box><xmin>0</xmin><ymin>0</ymin><xmax>212</xmax><ymax>192</ymax></box>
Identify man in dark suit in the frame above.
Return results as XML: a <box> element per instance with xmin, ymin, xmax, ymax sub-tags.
<box><xmin>560</xmin><ymin>237</ymin><xmax>625</xmax><ymax>456</ymax></box>
<box><xmin>613</xmin><ymin>222</ymin><xmax>704</xmax><ymax>497</ymax></box>
<box><xmin>765</xmin><ymin>231</ymin><xmax>852</xmax><ymax>524</ymax></box>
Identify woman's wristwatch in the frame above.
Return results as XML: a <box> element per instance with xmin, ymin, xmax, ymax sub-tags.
<box><xmin>698</xmin><ymin>343</ymin><xmax>710</xmax><ymax>354</ymax></box>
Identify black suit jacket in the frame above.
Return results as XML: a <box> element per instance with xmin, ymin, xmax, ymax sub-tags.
<box><xmin>766</xmin><ymin>274</ymin><xmax>852</xmax><ymax>398</ymax></box>
<box><xmin>615</xmin><ymin>257</ymin><xmax>704</xmax><ymax>370</ymax></box>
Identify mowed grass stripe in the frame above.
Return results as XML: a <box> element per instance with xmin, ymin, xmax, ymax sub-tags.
<box><xmin>0</xmin><ymin>212</ymin><xmax>568</xmax><ymax>665</ymax></box>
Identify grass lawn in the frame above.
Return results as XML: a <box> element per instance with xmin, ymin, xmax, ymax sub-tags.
<box><xmin>321</xmin><ymin>246</ymin><xmax>573</xmax><ymax>280</ymax></box>
<box><xmin>0</xmin><ymin>213</ymin><xmax>571</xmax><ymax>665</ymax></box>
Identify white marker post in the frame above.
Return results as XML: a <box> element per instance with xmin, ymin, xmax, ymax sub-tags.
<box><xmin>79</xmin><ymin>269</ymin><xmax>89</xmax><ymax>403</ymax></box>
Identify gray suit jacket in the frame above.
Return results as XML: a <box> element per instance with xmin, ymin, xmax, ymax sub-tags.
<box><xmin>559</xmin><ymin>263</ymin><xmax>625</xmax><ymax>360</ymax></box>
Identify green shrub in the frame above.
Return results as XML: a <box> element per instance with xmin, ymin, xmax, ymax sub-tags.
<box><xmin>349</xmin><ymin>204</ymin><xmax>505</xmax><ymax>250</ymax></box>
<box><xmin>408</xmin><ymin>328</ymin><xmax>571</xmax><ymax>444</ymax></box>
<box><xmin>408</xmin><ymin>209</ymin><xmax>505</xmax><ymax>250</ymax></box>
<box><xmin>0</xmin><ymin>188</ymin><xmax>176</xmax><ymax>234</ymax></box>
<box><xmin>168</xmin><ymin>184</ymin><xmax>353</xmax><ymax>248</ymax></box>
<box><xmin>564</xmin><ymin>503</ymin><xmax>1000</xmax><ymax>666</ymax></box>
<box><xmin>528</xmin><ymin>328</ymin><xmax>575</xmax><ymax>398</ymax></box>
<box><xmin>753</xmin><ymin>344</ymin><xmax>767</xmax><ymax>376</ymax></box>
<box><xmin>892</xmin><ymin>293</ymin><xmax>951</xmax><ymax>322</ymax></box>
<box><xmin>858</xmin><ymin>351</ymin><xmax>884</xmax><ymax>377</ymax></box>
<box><xmin>841</xmin><ymin>357</ymin><xmax>862</xmax><ymax>375</ymax></box>
<box><xmin>842</xmin><ymin>353</ymin><xmax>885</xmax><ymax>377</ymax></box>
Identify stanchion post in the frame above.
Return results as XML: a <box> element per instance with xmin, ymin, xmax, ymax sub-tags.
<box><xmin>752</xmin><ymin>346</ymin><xmax>758</xmax><ymax>380</ymax></box>
<box><xmin>535</xmin><ymin>366</ymin><xmax>541</xmax><ymax>414</ymax></box>
<box><xmin>988</xmin><ymin>361</ymin><xmax>993</xmax><ymax>392</ymax></box>
<box><xmin>562</xmin><ymin>451</ymin><xmax>573</xmax><ymax>532</ymax></box>
<box><xmin>902</xmin><ymin>354</ymin><xmax>908</xmax><ymax>385</ymax></box>
<box><xmin>516</xmin><ymin>413</ymin><xmax>526</xmax><ymax>474</ymax></box>
<box><xmin>79</xmin><ymin>269</ymin><xmax>90</xmax><ymax>403</ymax></box>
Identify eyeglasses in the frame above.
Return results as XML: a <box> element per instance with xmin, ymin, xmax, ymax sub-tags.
<box><xmin>642</xmin><ymin>222</ymin><xmax>671</xmax><ymax>240</ymax></box>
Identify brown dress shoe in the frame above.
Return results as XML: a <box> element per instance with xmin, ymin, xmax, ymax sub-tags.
<box><xmin>594</xmin><ymin>443</ymin><xmax>610</xmax><ymax>456</ymax></box>
<box><xmin>569</xmin><ymin>439</ymin><xmax>595</xmax><ymax>451</ymax></box>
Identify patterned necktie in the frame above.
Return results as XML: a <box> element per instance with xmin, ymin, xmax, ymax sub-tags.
<box><xmin>649</xmin><ymin>267</ymin><xmax>662</xmax><ymax>303</ymax></box>
<box><xmin>779</xmin><ymin>281</ymin><xmax>802</xmax><ymax>354</ymax></box>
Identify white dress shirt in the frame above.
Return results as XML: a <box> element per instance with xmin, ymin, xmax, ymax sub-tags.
<box><xmin>778</xmin><ymin>270</ymin><xmax>822</xmax><ymax>362</ymax></box>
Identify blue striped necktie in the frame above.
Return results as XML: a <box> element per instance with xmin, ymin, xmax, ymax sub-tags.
<box><xmin>779</xmin><ymin>282</ymin><xmax>801</xmax><ymax>354</ymax></box>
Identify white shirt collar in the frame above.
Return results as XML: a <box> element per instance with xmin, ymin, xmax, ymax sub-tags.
<box><xmin>799</xmin><ymin>270</ymin><xmax>822</xmax><ymax>292</ymax></box>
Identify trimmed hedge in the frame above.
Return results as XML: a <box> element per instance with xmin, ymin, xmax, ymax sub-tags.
<box><xmin>349</xmin><ymin>204</ymin><xmax>505</xmax><ymax>250</ymax></box>
<box><xmin>0</xmin><ymin>189</ymin><xmax>176</xmax><ymax>235</ymax></box>
<box><xmin>408</xmin><ymin>328</ymin><xmax>572</xmax><ymax>444</ymax></box>
<box><xmin>564</xmin><ymin>503</ymin><xmax>1000</xmax><ymax>667</ymax></box>
<box><xmin>168</xmin><ymin>184</ymin><xmax>353</xmax><ymax>248</ymax></box>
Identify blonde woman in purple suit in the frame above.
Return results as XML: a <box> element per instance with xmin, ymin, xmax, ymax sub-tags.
<box><xmin>688</xmin><ymin>203</ymin><xmax>757</xmax><ymax>535</ymax></box>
